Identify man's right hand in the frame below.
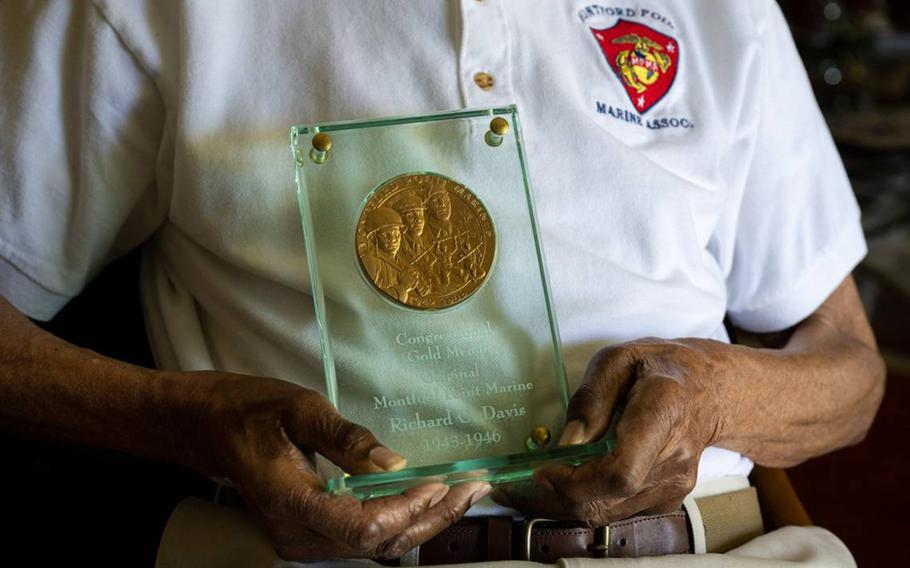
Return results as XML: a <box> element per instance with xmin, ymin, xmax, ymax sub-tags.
<box><xmin>172</xmin><ymin>371</ymin><xmax>491</xmax><ymax>561</ymax></box>
<box><xmin>1</xmin><ymin>294</ymin><xmax>488</xmax><ymax>560</ymax></box>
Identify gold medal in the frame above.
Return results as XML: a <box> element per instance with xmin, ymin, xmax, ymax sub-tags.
<box><xmin>355</xmin><ymin>173</ymin><xmax>495</xmax><ymax>310</ymax></box>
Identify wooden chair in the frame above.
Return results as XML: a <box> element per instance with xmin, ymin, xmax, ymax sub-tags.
<box><xmin>750</xmin><ymin>465</ymin><xmax>813</xmax><ymax>530</ymax></box>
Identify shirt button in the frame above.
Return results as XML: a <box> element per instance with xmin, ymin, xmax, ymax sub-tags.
<box><xmin>473</xmin><ymin>72</ymin><xmax>495</xmax><ymax>91</ymax></box>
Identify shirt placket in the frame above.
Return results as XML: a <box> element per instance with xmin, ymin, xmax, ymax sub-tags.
<box><xmin>459</xmin><ymin>0</ymin><xmax>514</xmax><ymax>107</ymax></box>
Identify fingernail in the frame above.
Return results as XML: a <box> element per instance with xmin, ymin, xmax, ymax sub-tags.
<box><xmin>470</xmin><ymin>483</ymin><xmax>493</xmax><ymax>506</ymax></box>
<box><xmin>429</xmin><ymin>484</ymin><xmax>450</xmax><ymax>508</ymax></box>
<box><xmin>369</xmin><ymin>446</ymin><xmax>407</xmax><ymax>471</ymax></box>
<box><xmin>559</xmin><ymin>420</ymin><xmax>586</xmax><ymax>446</ymax></box>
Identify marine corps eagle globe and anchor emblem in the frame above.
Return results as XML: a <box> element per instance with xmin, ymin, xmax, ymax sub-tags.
<box><xmin>591</xmin><ymin>20</ymin><xmax>679</xmax><ymax>113</ymax></box>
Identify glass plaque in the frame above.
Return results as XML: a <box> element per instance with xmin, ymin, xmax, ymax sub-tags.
<box><xmin>290</xmin><ymin>107</ymin><xmax>612</xmax><ymax>499</ymax></box>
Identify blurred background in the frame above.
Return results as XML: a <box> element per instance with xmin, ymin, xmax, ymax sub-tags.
<box><xmin>1</xmin><ymin>1</ymin><xmax>908</xmax><ymax>566</ymax></box>
<box><xmin>775</xmin><ymin>2</ymin><xmax>910</xmax><ymax>566</ymax></box>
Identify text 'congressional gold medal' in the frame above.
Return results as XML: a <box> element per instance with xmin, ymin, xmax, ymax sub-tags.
<box><xmin>355</xmin><ymin>173</ymin><xmax>496</xmax><ymax>309</ymax></box>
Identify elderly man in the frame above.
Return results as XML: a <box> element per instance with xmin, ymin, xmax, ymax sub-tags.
<box><xmin>0</xmin><ymin>1</ymin><xmax>885</xmax><ymax>566</ymax></box>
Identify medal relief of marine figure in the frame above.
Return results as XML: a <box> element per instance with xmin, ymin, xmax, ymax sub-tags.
<box><xmin>422</xmin><ymin>181</ymin><xmax>486</xmax><ymax>290</ymax></box>
<box><xmin>424</xmin><ymin>182</ymin><xmax>461</xmax><ymax>289</ymax></box>
<box><xmin>389</xmin><ymin>191</ymin><xmax>434</xmax><ymax>297</ymax></box>
<box><xmin>424</xmin><ymin>181</ymin><xmax>456</xmax><ymax>240</ymax></box>
<box><xmin>360</xmin><ymin>207</ymin><xmax>421</xmax><ymax>304</ymax></box>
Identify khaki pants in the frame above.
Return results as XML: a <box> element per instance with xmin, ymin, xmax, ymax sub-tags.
<box><xmin>156</xmin><ymin>490</ymin><xmax>855</xmax><ymax>568</ymax></box>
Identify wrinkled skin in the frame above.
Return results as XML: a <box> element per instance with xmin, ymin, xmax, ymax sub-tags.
<box><xmin>493</xmin><ymin>338</ymin><xmax>721</xmax><ymax>524</ymax></box>
<box><xmin>0</xmin><ymin>288</ymin><xmax>491</xmax><ymax>561</ymax></box>
<box><xmin>185</xmin><ymin>372</ymin><xmax>492</xmax><ymax>560</ymax></box>
<box><xmin>494</xmin><ymin>277</ymin><xmax>885</xmax><ymax>526</ymax></box>
<box><xmin>0</xmin><ymin>275</ymin><xmax>883</xmax><ymax>559</ymax></box>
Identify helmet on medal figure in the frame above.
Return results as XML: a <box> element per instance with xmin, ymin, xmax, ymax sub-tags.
<box><xmin>364</xmin><ymin>207</ymin><xmax>405</xmax><ymax>257</ymax></box>
<box><xmin>365</xmin><ymin>207</ymin><xmax>405</xmax><ymax>236</ymax></box>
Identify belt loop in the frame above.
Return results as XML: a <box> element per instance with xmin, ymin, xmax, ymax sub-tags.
<box><xmin>399</xmin><ymin>546</ymin><xmax>420</xmax><ymax>567</ymax></box>
<box><xmin>682</xmin><ymin>493</ymin><xmax>707</xmax><ymax>554</ymax></box>
<box><xmin>589</xmin><ymin>525</ymin><xmax>610</xmax><ymax>558</ymax></box>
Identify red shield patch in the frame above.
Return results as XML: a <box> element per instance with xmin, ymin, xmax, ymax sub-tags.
<box><xmin>591</xmin><ymin>20</ymin><xmax>679</xmax><ymax>114</ymax></box>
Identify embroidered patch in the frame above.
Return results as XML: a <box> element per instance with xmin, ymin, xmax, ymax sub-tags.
<box><xmin>591</xmin><ymin>20</ymin><xmax>679</xmax><ymax>114</ymax></box>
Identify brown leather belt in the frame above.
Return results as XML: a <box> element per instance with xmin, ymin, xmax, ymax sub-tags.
<box><xmin>409</xmin><ymin>511</ymin><xmax>692</xmax><ymax>565</ymax></box>
<box><xmin>213</xmin><ymin>484</ymin><xmax>701</xmax><ymax>563</ymax></box>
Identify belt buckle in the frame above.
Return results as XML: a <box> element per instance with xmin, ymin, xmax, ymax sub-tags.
<box><xmin>522</xmin><ymin>518</ymin><xmax>610</xmax><ymax>560</ymax></box>
<box><xmin>522</xmin><ymin>518</ymin><xmax>553</xmax><ymax>561</ymax></box>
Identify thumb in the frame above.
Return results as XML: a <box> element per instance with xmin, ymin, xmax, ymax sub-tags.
<box><xmin>560</xmin><ymin>345</ymin><xmax>635</xmax><ymax>446</ymax></box>
<box><xmin>282</xmin><ymin>391</ymin><xmax>406</xmax><ymax>475</ymax></box>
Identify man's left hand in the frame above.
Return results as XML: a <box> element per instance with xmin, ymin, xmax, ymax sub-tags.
<box><xmin>493</xmin><ymin>337</ymin><xmax>735</xmax><ymax>524</ymax></box>
<box><xmin>493</xmin><ymin>277</ymin><xmax>885</xmax><ymax>525</ymax></box>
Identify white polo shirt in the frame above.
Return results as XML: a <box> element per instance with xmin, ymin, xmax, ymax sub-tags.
<box><xmin>0</xmin><ymin>0</ymin><xmax>865</xmax><ymax>487</ymax></box>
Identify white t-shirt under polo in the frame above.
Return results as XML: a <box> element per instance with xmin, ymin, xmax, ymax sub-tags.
<box><xmin>1</xmin><ymin>0</ymin><xmax>865</xmax><ymax>486</ymax></box>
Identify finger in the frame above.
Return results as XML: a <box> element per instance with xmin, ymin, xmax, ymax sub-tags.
<box><xmin>606</xmin><ymin>378</ymin><xmax>682</xmax><ymax>493</ymax></box>
<box><xmin>594</xmin><ymin>477</ymin><xmax>689</xmax><ymax>521</ymax></box>
<box><xmin>543</xmin><ymin>379</ymin><xmax>679</xmax><ymax>502</ymax></box>
<box><xmin>283</xmin><ymin>483</ymin><xmax>489</xmax><ymax>560</ymax></box>
<box><xmin>635</xmin><ymin>452</ymin><xmax>699</xmax><ymax>516</ymax></box>
<box><xmin>497</xmin><ymin>470</ymin><xmax>687</xmax><ymax>526</ymax></box>
<box><xmin>230</xmin><ymin>423</ymin><xmax>325</xmax><ymax>514</ymax></box>
<box><xmin>375</xmin><ymin>481</ymin><xmax>492</xmax><ymax>559</ymax></box>
<box><xmin>233</xmin><ymin>424</ymin><xmax>452</xmax><ymax>560</ymax></box>
<box><xmin>561</xmin><ymin>345</ymin><xmax>637</xmax><ymax>446</ymax></box>
<box><xmin>268</xmin><ymin>481</ymin><xmax>450</xmax><ymax>560</ymax></box>
<box><xmin>280</xmin><ymin>481</ymin><xmax>449</xmax><ymax>556</ymax></box>
<box><xmin>493</xmin><ymin>479</ymin><xmax>608</xmax><ymax>523</ymax></box>
<box><xmin>235</xmin><ymin>423</ymin><xmax>432</xmax><ymax>537</ymax></box>
<box><xmin>323</xmin><ymin>483</ymin><xmax>458</xmax><ymax>554</ymax></box>
<box><xmin>281</xmin><ymin>390</ymin><xmax>405</xmax><ymax>474</ymax></box>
